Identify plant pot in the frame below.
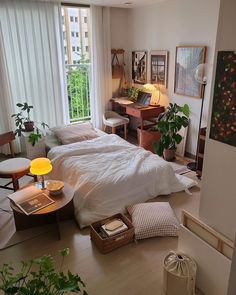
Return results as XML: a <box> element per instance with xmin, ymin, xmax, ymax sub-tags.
<box><xmin>137</xmin><ymin>125</ymin><xmax>161</xmax><ymax>153</ymax></box>
<box><xmin>24</xmin><ymin>121</ymin><xmax>34</xmax><ymax>132</ymax></box>
<box><xmin>163</xmin><ymin>148</ymin><xmax>176</xmax><ymax>161</ymax></box>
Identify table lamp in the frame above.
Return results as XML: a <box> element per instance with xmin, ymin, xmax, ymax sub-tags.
<box><xmin>30</xmin><ymin>157</ymin><xmax>52</xmax><ymax>189</ymax></box>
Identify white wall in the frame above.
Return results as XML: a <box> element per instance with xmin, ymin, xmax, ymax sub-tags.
<box><xmin>199</xmin><ymin>0</ymin><xmax>236</xmax><ymax>242</ymax></box>
<box><xmin>110</xmin><ymin>0</ymin><xmax>220</xmax><ymax>155</ymax></box>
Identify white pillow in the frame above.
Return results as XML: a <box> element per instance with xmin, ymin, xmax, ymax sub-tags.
<box><xmin>52</xmin><ymin>122</ymin><xmax>98</xmax><ymax>145</ymax></box>
<box><xmin>127</xmin><ymin>202</ymin><xmax>179</xmax><ymax>240</ymax></box>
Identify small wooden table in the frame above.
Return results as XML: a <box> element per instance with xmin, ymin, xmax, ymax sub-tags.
<box><xmin>10</xmin><ymin>182</ymin><xmax>74</xmax><ymax>239</ymax></box>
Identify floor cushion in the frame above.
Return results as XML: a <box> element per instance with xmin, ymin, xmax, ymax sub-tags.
<box><xmin>127</xmin><ymin>202</ymin><xmax>179</xmax><ymax>240</ymax></box>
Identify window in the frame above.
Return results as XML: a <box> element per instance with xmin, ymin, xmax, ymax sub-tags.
<box><xmin>62</xmin><ymin>16</ymin><xmax>65</xmax><ymax>25</ymax></box>
<box><xmin>62</xmin><ymin>5</ymin><xmax>91</xmax><ymax>122</ymax></box>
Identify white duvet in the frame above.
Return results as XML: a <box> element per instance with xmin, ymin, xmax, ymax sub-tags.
<box><xmin>48</xmin><ymin>134</ymin><xmax>196</xmax><ymax>228</ymax></box>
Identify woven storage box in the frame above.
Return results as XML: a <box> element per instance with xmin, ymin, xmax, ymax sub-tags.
<box><xmin>90</xmin><ymin>213</ymin><xmax>134</xmax><ymax>254</ymax></box>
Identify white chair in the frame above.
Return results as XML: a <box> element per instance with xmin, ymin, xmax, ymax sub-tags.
<box><xmin>103</xmin><ymin>111</ymin><xmax>129</xmax><ymax>140</ymax></box>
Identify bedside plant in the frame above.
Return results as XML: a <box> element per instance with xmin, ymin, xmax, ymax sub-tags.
<box><xmin>153</xmin><ymin>103</ymin><xmax>190</xmax><ymax>161</ymax></box>
<box><xmin>0</xmin><ymin>248</ymin><xmax>88</xmax><ymax>295</ymax></box>
<box><xmin>11</xmin><ymin>102</ymin><xmax>49</xmax><ymax>146</ymax></box>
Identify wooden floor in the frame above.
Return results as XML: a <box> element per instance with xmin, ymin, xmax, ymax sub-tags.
<box><xmin>0</xmin><ymin>171</ymin><xmax>202</xmax><ymax>295</ymax></box>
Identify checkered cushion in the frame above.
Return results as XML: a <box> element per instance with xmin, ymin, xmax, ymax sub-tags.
<box><xmin>127</xmin><ymin>202</ymin><xmax>179</xmax><ymax>240</ymax></box>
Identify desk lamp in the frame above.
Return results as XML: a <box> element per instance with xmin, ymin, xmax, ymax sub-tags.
<box><xmin>30</xmin><ymin>157</ymin><xmax>52</xmax><ymax>189</ymax></box>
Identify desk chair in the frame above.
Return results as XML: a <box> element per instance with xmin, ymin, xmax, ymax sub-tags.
<box><xmin>103</xmin><ymin>111</ymin><xmax>129</xmax><ymax>140</ymax></box>
<box><xmin>0</xmin><ymin>131</ymin><xmax>31</xmax><ymax>191</ymax></box>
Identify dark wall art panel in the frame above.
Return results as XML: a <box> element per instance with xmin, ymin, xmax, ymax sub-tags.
<box><xmin>210</xmin><ymin>51</ymin><xmax>236</xmax><ymax>147</ymax></box>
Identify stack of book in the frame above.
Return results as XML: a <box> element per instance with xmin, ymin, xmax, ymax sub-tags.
<box><xmin>100</xmin><ymin>218</ymin><xmax>128</xmax><ymax>237</ymax></box>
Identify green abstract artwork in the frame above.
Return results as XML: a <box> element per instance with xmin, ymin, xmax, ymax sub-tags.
<box><xmin>210</xmin><ymin>51</ymin><xmax>236</xmax><ymax>147</ymax></box>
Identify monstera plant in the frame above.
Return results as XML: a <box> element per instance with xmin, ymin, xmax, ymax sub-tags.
<box><xmin>153</xmin><ymin>103</ymin><xmax>190</xmax><ymax>161</ymax></box>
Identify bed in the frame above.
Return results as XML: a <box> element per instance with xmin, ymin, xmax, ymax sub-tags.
<box><xmin>48</xmin><ymin>133</ymin><xmax>196</xmax><ymax>228</ymax></box>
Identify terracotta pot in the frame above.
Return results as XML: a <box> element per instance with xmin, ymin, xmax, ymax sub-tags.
<box><xmin>137</xmin><ymin>125</ymin><xmax>161</xmax><ymax>153</ymax></box>
<box><xmin>24</xmin><ymin>121</ymin><xmax>34</xmax><ymax>132</ymax></box>
<box><xmin>163</xmin><ymin>148</ymin><xmax>176</xmax><ymax>161</ymax></box>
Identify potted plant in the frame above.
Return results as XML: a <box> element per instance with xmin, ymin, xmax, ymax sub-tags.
<box><xmin>0</xmin><ymin>248</ymin><xmax>88</xmax><ymax>295</ymax></box>
<box><xmin>153</xmin><ymin>103</ymin><xmax>190</xmax><ymax>161</ymax></box>
<box><xmin>11</xmin><ymin>102</ymin><xmax>49</xmax><ymax>146</ymax></box>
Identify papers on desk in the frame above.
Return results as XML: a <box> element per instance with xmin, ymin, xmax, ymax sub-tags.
<box><xmin>8</xmin><ymin>186</ymin><xmax>55</xmax><ymax>215</ymax></box>
<box><xmin>112</xmin><ymin>97</ymin><xmax>134</xmax><ymax>105</ymax></box>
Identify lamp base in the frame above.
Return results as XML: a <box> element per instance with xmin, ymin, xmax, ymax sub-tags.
<box><xmin>34</xmin><ymin>181</ymin><xmax>47</xmax><ymax>190</ymax></box>
<box><xmin>187</xmin><ymin>162</ymin><xmax>197</xmax><ymax>172</ymax></box>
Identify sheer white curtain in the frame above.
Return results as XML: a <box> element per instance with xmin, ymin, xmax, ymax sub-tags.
<box><xmin>90</xmin><ymin>6</ymin><xmax>112</xmax><ymax>129</ymax></box>
<box><xmin>0</xmin><ymin>0</ymin><xmax>68</xmax><ymax>152</ymax></box>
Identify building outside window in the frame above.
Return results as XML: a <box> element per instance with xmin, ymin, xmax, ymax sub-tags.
<box><xmin>62</xmin><ymin>6</ymin><xmax>91</xmax><ymax>122</ymax></box>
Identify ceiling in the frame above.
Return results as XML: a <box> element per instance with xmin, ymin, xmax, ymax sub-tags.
<box><xmin>61</xmin><ymin>0</ymin><xmax>165</xmax><ymax>8</ymax></box>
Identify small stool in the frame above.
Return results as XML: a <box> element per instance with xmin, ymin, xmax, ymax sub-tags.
<box><xmin>103</xmin><ymin>111</ymin><xmax>129</xmax><ymax>140</ymax></box>
<box><xmin>0</xmin><ymin>158</ymin><xmax>31</xmax><ymax>191</ymax></box>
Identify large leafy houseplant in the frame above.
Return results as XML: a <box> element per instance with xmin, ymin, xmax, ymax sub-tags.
<box><xmin>11</xmin><ymin>102</ymin><xmax>49</xmax><ymax>146</ymax></box>
<box><xmin>0</xmin><ymin>248</ymin><xmax>88</xmax><ymax>295</ymax></box>
<box><xmin>153</xmin><ymin>103</ymin><xmax>190</xmax><ymax>161</ymax></box>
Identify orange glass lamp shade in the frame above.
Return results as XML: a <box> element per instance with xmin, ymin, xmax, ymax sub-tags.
<box><xmin>30</xmin><ymin>157</ymin><xmax>52</xmax><ymax>189</ymax></box>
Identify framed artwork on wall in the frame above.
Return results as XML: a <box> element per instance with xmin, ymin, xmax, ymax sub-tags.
<box><xmin>174</xmin><ymin>46</ymin><xmax>207</xmax><ymax>98</ymax></box>
<box><xmin>210</xmin><ymin>51</ymin><xmax>236</xmax><ymax>147</ymax></box>
<box><xmin>150</xmin><ymin>50</ymin><xmax>169</xmax><ymax>88</ymax></box>
<box><xmin>132</xmin><ymin>51</ymin><xmax>147</xmax><ymax>84</ymax></box>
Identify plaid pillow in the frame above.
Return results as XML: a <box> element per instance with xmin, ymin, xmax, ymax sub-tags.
<box><xmin>127</xmin><ymin>202</ymin><xmax>179</xmax><ymax>240</ymax></box>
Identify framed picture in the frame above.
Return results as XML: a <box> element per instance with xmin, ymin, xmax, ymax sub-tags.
<box><xmin>210</xmin><ymin>51</ymin><xmax>236</xmax><ymax>147</ymax></box>
<box><xmin>174</xmin><ymin>46</ymin><xmax>207</xmax><ymax>98</ymax></box>
<box><xmin>132</xmin><ymin>51</ymin><xmax>147</xmax><ymax>84</ymax></box>
<box><xmin>150</xmin><ymin>50</ymin><xmax>168</xmax><ymax>88</ymax></box>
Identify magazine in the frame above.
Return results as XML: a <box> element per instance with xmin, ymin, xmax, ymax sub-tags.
<box><xmin>8</xmin><ymin>186</ymin><xmax>55</xmax><ymax>215</ymax></box>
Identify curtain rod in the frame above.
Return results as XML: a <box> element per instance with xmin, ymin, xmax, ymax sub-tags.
<box><xmin>61</xmin><ymin>3</ymin><xmax>90</xmax><ymax>8</ymax></box>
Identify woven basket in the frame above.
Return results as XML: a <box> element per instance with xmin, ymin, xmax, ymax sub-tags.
<box><xmin>90</xmin><ymin>213</ymin><xmax>134</xmax><ymax>254</ymax></box>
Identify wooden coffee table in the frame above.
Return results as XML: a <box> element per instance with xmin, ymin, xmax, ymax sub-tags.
<box><xmin>10</xmin><ymin>182</ymin><xmax>74</xmax><ymax>239</ymax></box>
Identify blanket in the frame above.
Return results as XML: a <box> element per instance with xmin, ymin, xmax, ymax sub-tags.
<box><xmin>48</xmin><ymin>134</ymin><xmax>196</xmax><ymax>228</ymax></box>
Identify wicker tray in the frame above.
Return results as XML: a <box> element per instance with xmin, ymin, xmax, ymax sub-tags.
<box><xmin>90</xmin><ymin>213</ymin><xmax>134</xmax><ymax>254</ymax></box>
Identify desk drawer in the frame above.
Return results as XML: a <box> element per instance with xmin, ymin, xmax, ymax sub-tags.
<box><xmin>126</xmin><ymin>107</ymin><xmax>140</xmax><ymax>118</ymax></box>
<box><xmin>141</xmin><ymin>107</ymin><xmax>165</xmax><ymax>119</ymax></box>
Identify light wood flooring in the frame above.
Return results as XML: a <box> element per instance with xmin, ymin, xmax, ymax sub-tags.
<box><xmin>0</xmin><ymin>171</ymin><xmax>202</xmax><ymax>295</ymax></box>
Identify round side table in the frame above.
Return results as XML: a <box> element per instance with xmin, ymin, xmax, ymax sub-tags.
<box><xmin>10</xmin><ymin>182</ymin><xmax>74</xmax><ymax>239</ymax></box>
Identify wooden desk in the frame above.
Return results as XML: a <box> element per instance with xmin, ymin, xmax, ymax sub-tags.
<box><xmin>110</xmin><ymin>99</ymin><xmax>165</xmax><ymax>130</ymax></box>
<box><xmin>125</xmin><ymin>105</ymin><xmax>165</xmax><ymax>129</ymax></box>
